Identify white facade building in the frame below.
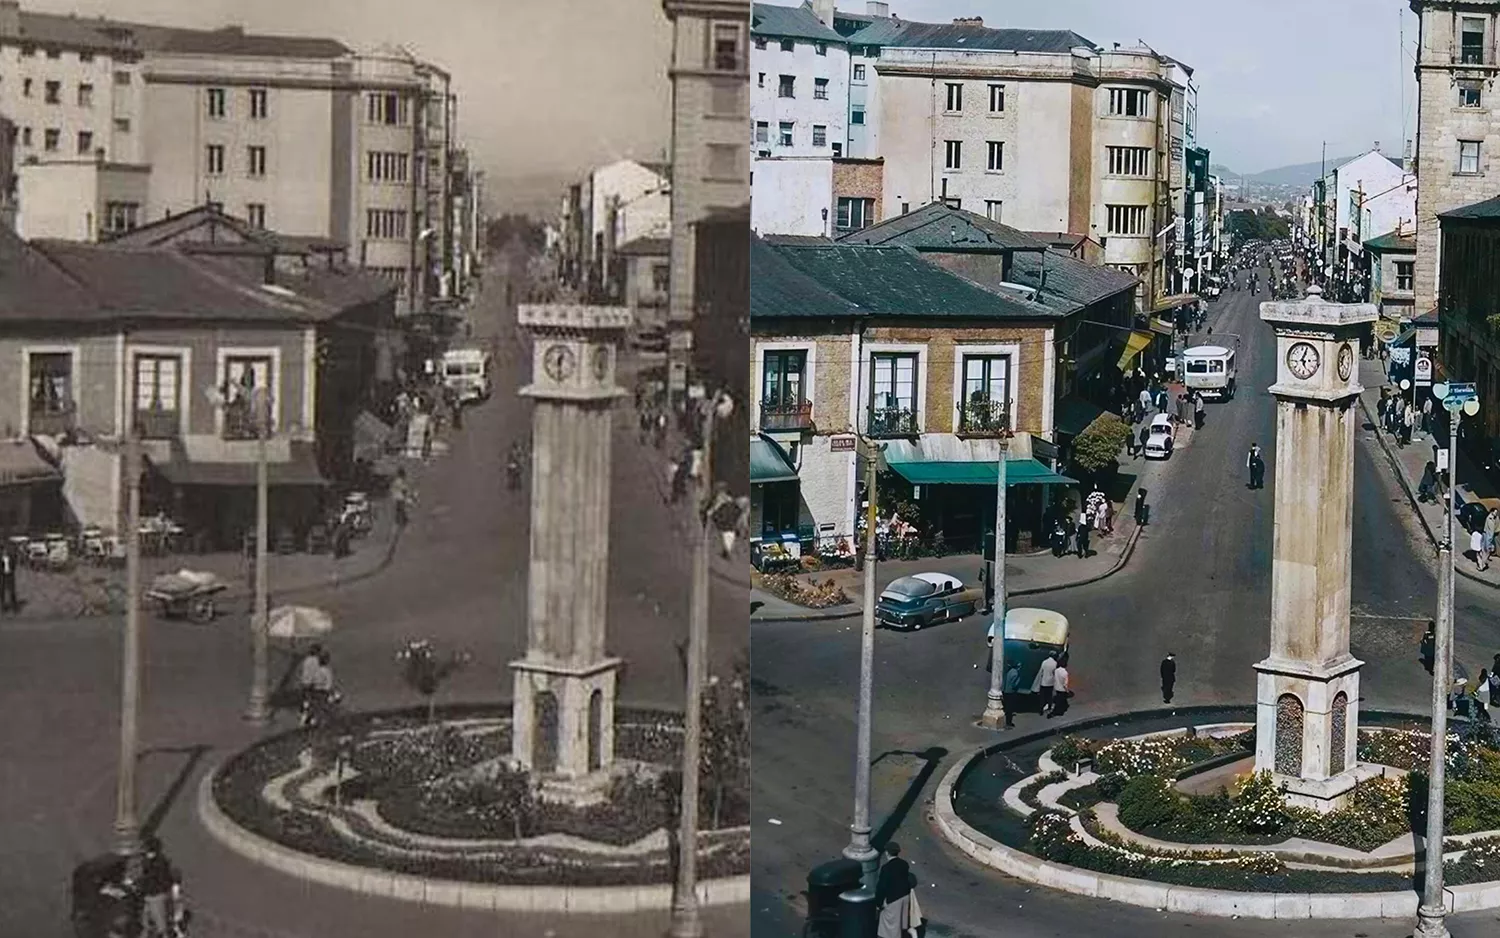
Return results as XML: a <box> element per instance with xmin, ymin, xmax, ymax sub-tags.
<box><xmin>750</xmin><ymin>2</ymin><xmax>848</xmax><ymax>159</ymax></box>
<box><xmin>750</xmin><ymin>156</ymin><xmax>832</xmax><ymax>236</ymax></box>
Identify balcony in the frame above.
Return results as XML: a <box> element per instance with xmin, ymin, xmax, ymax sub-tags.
<box><xmin>867</xmin><ymin>406</ymin><xmax>919</xmax><ymax>438</ymax></box>
<box><xmin>956</xmin><ymin>400</ymin><xmax>1012</xmax><ymax>437</ymax></box>
<box><xmin>28</xmin><ymin>405</ymin><xmax>74</xmax><ymax>437</ymax></box>
<box><xmin>134</xmin><ymin>407</ymin><xmax>181</xmax><ymax>440</ymax></box>
<box><xmin>760</xmin><ymin>400</ymin><xmax>813</xmax><ymax>433</ymax></box>
<box><xmin>222</xmin><ymin>405</ymin><xmax>262</xmax><ymax>441</ymax></box>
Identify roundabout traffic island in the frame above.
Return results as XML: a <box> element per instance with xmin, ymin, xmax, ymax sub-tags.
<box><xmin>199</xmin><ymin>704</ymin><xmax>750</xmax><ymax>912</ymax></box>
<box><xmin>933</xmin><ymin>706</ymin><xmax>1500</xmax><ymax>919</ymax></box>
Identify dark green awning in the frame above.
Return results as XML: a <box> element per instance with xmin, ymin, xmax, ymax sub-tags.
<box><xmin>750</xmin><ymin>437</ymin><xmax>798</xmax><ymax>484</ymax></box>
<box><xmin>1056</xmin><ymin>396</ymin><xmax>1107</xmax><ymax>437</ymax></box>
<box><xmin>886</xmin><ymin>457</ymin><xmax>1076</xmax><ymax>487</ymax></box>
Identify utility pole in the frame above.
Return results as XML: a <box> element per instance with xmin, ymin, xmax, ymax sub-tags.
<box><xmin>113</xmin><ymin>423</ymin><xmax>143</xmax><ymax>865</ymax></box>
<box><xmin>981</xmin><ymin>433</ymin><xmax>1011</xmax><ymax>728</ymax></box>
<box><xmin>244</xmin><ymin>388</ymin><xmax>271</xmax><ymax>725</ymax></box>
<box><xmin>844</xmin><ymin>438</ymin><xmax>882</xmax><ymax>887</ymax></box>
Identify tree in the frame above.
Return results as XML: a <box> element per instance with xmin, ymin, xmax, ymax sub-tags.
<box><xmin>396</xmin><ymin>639</ymin><xmax>472</xmax><ymax>723</ymax></box>
<box><xmin>1225</xmin><ymin>208</ymin><xmax>1290</xmax><ymax>243</ymax></box>
<box><xmin>484</xmin><ymin>214</ymin><xmax>546</xmax><ymax>253</ymax></box>
<box><xmin>1070</xmin><ymin>413</ymin><xmax>1132</xmax><ymax>475</ymax></box>
<box><xmin>700</xmin><ymin>657</ymin><xmax>750</xmax><ymax>829</ymax></box>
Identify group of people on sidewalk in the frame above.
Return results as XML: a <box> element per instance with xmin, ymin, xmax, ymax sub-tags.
<box><xmin>1420</xmin><ymin>629</ymin><xmax>1500</xmax><ymax>722</ymax></box>
<box><xmin>1044</xmin><ymin>487</ymin><xmax>1114</xmax><ymax>560</ymax></box>
<box><xmin>1377</xmin><ymin>388</ymin><xmax>1432</xmax><ymax>448</ymax></box>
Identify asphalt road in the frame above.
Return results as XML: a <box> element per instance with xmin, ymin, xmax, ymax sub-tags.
<box><xmin>750</xmin><ymin>275</ymin><xmax>1500</xmax><ymax>937</ymax></box>
<box><xmin>0</xmin><ymin>245</ymin><xmax>749</xmax><ymax>938</ymax></box>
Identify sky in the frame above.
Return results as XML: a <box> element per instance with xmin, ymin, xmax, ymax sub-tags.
<box><xmin>794</xmin><ymin>0</ymin><xmax>1422</xmax><ymax>176</ymax></box>
<box><xmin>26</xmin><ymin>0</ymin><xmax>674</xmax><ymax>215</ymax></box>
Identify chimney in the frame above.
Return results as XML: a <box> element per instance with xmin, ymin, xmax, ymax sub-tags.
<box><xmin>953</xmin><ymin>16</ymin><xmax>983</xmax><ymax>27</ymax></box>
<box><xmin>812</xmin><ymin>0</ymin><xmax>835</xmax><ymax>28</ymax></box>
<box><xmin>866</xmin><ymin>1</ymin><xmax>889</xmax><ymax>16</ymax></box>
<box><xmin>0</xmin><ymin>2</ymin><xmax>18</xmax><ymax>40</ymax></box>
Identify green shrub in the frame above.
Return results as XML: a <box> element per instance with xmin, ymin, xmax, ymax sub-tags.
<box><xmin>1117</xmin><ymin>776</ymin><xmax>1184</xmax><ymax>831</ymax></box>
<box><xmin>1050</xmin><ymin>736</ymin><xmax>1096</xmax><ymax>768</ymax></box>
<box><xmin>1071</xmin><ymin>414</ymin><xmax>1132</xmax><ymax>475</ymax></box>
<box><xmin>1228</xmin><ymin>771</ymin><xmax>1291</xmax><ymax>835</ymax></box>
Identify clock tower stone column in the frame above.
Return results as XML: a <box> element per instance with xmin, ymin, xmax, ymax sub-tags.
<box><xmin>511</xmin><ymin>303</ymin><xmax>631</xmax><ymax>805</ymax></box>
<box><xmin>1255</xmin><ymin>286</ymin><xmax>1378</xmax><ymax>812</ymax></box>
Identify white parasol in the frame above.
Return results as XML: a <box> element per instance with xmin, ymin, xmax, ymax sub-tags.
<box><xmin>267</xmin><ymin>605</ymin><xmax>335</xmax><ymax>641</ymax></box>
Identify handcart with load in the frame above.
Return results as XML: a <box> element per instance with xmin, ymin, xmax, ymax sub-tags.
<box><xmin>145</xmin><ymin>569</ymin><xmax>228</xmax><ymax>623</ymax></box>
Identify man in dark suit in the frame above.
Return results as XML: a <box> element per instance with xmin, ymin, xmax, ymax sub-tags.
<box><xmin>874</xmin><ymin>841</ymin><xmax>913</xmax><ymax>938</ymax></box>
<box><xmin>0</xmin><ymin>543</ymin><xmax>19</xmax><ymax>613</ymax></box>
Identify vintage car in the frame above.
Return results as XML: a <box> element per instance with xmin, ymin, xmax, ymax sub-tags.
<box><xmin>874</xmin><ymin>572</ymin><xmax>978</xmax><ymax>630</ymax></box>
<box><xmin>1143</xmin><ymin>413</ymin><xmax>1175</xmax><ymax>460</ymax></box>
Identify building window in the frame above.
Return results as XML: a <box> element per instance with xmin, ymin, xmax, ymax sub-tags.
<box><xmin>206</xmin><ymin>144</ymin><xmax>225</xmax><ymax>175</ymax></box>
<box><xmin>944</xmin><ymin>139</ymin><xmax>962</xmax><ymax>170</ymax></box>
<box><xmin>1108</xmin><ymin>87</ymin><xmax>1149</xmax><ymax>117</ymax></box>
<box><xmin>869</xmin><ymin>353</ymin><xmax>918</xmax><ymax>436</ymax></box>
<box><xmin>1460</xmin><ymin>139</ymin><xmax>1481</xmax><ymax>174</ymax></box>
<box><xmin>1396</xmin><ymin>260</ymin><xmax>1414</xmax><ymax>291</ymax></box>
<box><xmin>780</xmin><ymin>39</ymin><xmax>794</xmax><ymax>52</ymax></box>
<box><xmin>754</xmin><ymin>121</ymin><xmax>768</xmax><ymax>143</ymax></box>
<box><xmin>247</xmin><ymin>145</ymin><xmax>267</xmax><ymax>177</ymax></box>
<box><xmin>79</xmin><ymin>51</ymin><xmax>93</xmax><ymax>63</ymax></box>
<box><xmin>1107</xmin><ymin>145</ymin><xmax>1151</xmax><ymax>176</ymax></box>
<box><xmin>757</xmin><ymin>72</ymin><xmax>765</xmax><ymax>87</ymax></box>
<box><xmin>985</xmin><ymin>200</ymin><xmax>1003</xmax><ymax>222</ymax></box>
<box><xmin>989</xmin><ymin>83</ymin><xmax>1005</xmax><ymax>112</ymax></box>
<box><xmin>850</xmin><ymin>108</ymin><xmax>865</xmax><ymax>125</ymax></box>
<box><xmin>1460</xmin><ymin>81</ymin><xmax>1484</xmax><ymax>107</ymax></box>
<box><xmin>77</xmin><ymin>83</ymin><xmax>93</xmax><ymax>107</ymax></box>
<box><xmin>221</xmin><ymin>356</ymin><xmax>274</xmax><ymax>438</ymax></box>
<box><xmin>761</xmin><ymin>350</ymin><xmax>809</xmax><ymax>430</ymax></box>
<box><xmin>832</xmin><ymin>142</ymin><xmax>842</xmax><ymax>157</ymax></box>
<box><xmin>707</xmin><ymin>143</ymin><xmax>740</xmax><ymax>179</ymax></box>
<box><xmin>711</xmin><ymin>81</ymin><xmax>741</xmax><ymax>115</ymax></box>
<box><xmin>18</xmin><ymin>44</ymin><xmax>33</xmax><ymax>56</ymax></box>
<box><xmin>365</xmin><ymin>208</ymin><xmax>408</xmax><ymax>240</ymax></box>
<box><xmin>367</xmin><ymin>151</ymin><xmax>410</xmax><ymax>182</ymax></box>
<box><xmin>104</xmin><ymin>201</ymin><xmax>138</xmax><ymax>233</ymax></box>
<box><xmin>651</xmin><ymin>263</ymin><xmax>670</xmax><ymax>293</ymax></box>
<box><xmin>779</xmin><ymin>121</ymin><xmax>794</xmax><ymax>146</ymax></box>
<box><xmin>1106</xmin><ymin>204</ymin><xmax>1148</xmax><ymax>235</ymax></box>
<box><xmin>853</xmin><ymin>63</ymin><xmax>866</xmax><ymax>81</ymax></box>
<box><xmin>249</xmin><ymin>88</ymin><xmax>268</xmax><ymax>119</ymax></box>
<box><xmin>21</xmin><ymin>78</ymin><xmax>31</xmax><ymax>98</ymax></box>
<box><xmin>246</xmin><ymin>203</ymin><xmax>266</xmax><ymax>229</ymax></box>
<box><xmin>43</xmin><ymin>128</ymin><xmax>59</xmax><ymax>152</ymax></box>
<box><xmin>21</xmin><ymin>127</ymin><xmax>31</xmax><ymax>147</ymax></box>
<box><xmin>986</xmin><ymin>140</ymin><xmax>1003</xmax><ymax>171</ymax></box>
<box><xmin>943</xmin><ymin>198</ymin><xmax>962</xmax><ymax>209</ymax></box>
<box><xmin>133</xmin><ymin>355</ymin><xmax>182</xmax><ymax>438</ymax></box>
<box><xmin>114</xmin><ymin>117</ymin><xmax>130</xmax><ymax>133</ymax></box>
<box><xmin>712</xmin><ymin>22</ymin><xmax>742</xmax><ymax>71</ymax></box>
<box><xmin>113</xmin><ymin>70</ymin><xmax>130</xmax><ymax>86</ymax></box>
<box><xmin>814</xmin><ymin>77</ymin><xmax>829</xmax><ymax>99</ymax></box>
<box><xmin>778</xmin><ymin>74</ymin><xmax>795</xmax><ymax>98</ymax></box>
<box><xmin>76</xmin><ymin>131</ymin><xmax>93</xmax><ymax>155</ymax></box>
<box><xmin>1462</xmin><ymin>16</ymin><xmax>1487</xmax><ymax>64</ymax></box>
<box><xmin>945</xmin><ymin>82</ymin><xmax>962</xmax><ymax>111</ymax></box>
<box><xmin>959</xmin><ymin>355</ymin><xmax>1010</xmax><ymax>433</ymax></box>
<box><xmin>754</xmin><ymin>37</ymin><xmax>766</xmax><ymax>50</ymax></box>
<box><xmin>836</xmin><ymin>197</ymin><xmax>875</xmax><ymax>231</ymax></box>
<box><xmin>815</xmin><ymin>41</ymin><xmax>827</xmax><ymax>56</ymax></box>
<box><xmin>44</xmin><ymin>80</ymin><xmax>59</xmax><ymax>104</ymax></box>
<box><xmin>45</xmin><ymin>47</ymin><xmax>58</xmax><ymax>59</ymax></box>
<box><xmin>28</xmin><ymin>352</ymin><xmax>74</xmax><ymax>432</ymax></box>
<box><xmin>206</xmin><ymin>87</ymin><xmax>226</xmax><ymax>118</ymax></box>
<box><xmin>366</xmin><ymin>92</ymin><xmax>408</xmax><ymax>125</ymax></box>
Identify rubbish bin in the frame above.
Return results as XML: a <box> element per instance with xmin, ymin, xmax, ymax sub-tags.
<box><xmin>839</xmin><ymin>886</ymin><xmax>878</xmax><ymax>938</ymax></box>
<box><xmin>806</xmin><ymin>858</ymin><xmax>863</xmax><ymax>937</ymax></box>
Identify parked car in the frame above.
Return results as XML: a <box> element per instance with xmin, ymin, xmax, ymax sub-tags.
<box><xmin>1143</xmin><ymin>413</ymin><xmax>1175</xmax><ymax>460</ymax></box>
<box><xmin>874</xmin><ymin>572</ymin><xmax>978</xmax><ymax>630</ymax></box>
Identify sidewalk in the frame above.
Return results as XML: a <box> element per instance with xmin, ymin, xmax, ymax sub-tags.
<box><xmin>1357</xmin><ymin>355</ymin><xmax>1500</xmax><ymax>590</ymax></box>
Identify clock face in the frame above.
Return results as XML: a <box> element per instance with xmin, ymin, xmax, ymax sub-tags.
<box><xmin>591</xmin><ymin>345</ymin><xmax>609</xmax><ymax>382</ymax></box>
<box><xmin>543</xmin><ymin>344</ymin><xmax>576</xmax><ymax>382</ymax></box>
<box><xmin>1337</xmin><ymin>344</ymin><xmax>1354</xmax><ymax>382</ymax></box>
<box><xmin>1286</xmin><ymin>342</ymin><xmax>1321</xmax><ymax>380</ymax></box>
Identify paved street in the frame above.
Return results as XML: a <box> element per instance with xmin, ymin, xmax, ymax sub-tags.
<box><xmin>0</xmin><ymin>243</ymin><xmax>749</xmax><ymax>938</ymax></box>
<box><xmin>750</xmin><ymin>274</ymin><xmax>1500</xmax><ymax>937</ymax></box>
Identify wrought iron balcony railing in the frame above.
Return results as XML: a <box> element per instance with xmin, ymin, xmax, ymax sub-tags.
<box><xmin>760</xmin><ymin>401</ymin><xmax>813</xmax><ymax>432</ymax></box>
<box><xmin>867</xmin><ymin>406</ymin><xmax>919</xmax><ymax>438</ymax></box>
<box><xmin>956</xmin><ymin>401</ymin><xmax>1011</xmax><ymax>437</ymax></box>
<box><xmin>28</xmin><ymin>406</ymin><xmax>74</xmax><ymax>437</ymax></box>
<box><xmin>134</xmin><ymin>407</ymin><xmax>181</xmax><ymax>440</ymax></box>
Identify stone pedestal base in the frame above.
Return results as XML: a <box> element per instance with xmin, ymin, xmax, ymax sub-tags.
<box><xmin>1253</xmin><ymin>654</ymin><xmax>1363</xmax><ymax>814</ymax></box>
<box><xmin>510</xmin><ymin>655</ymin><xmax>623</xmax><ymax>797</ymax></box>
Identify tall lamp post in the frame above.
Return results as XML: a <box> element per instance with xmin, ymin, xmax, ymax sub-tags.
<box><xmin>1416</xmin><ymin>381</ymin><xmax>1477</xmax><ymax>938</ymax></box>
<box><xmin>843</xmin><ymin>436</ymin><xmax>884</xmax><ymax>886</ymax></box>
<box><xmin>668</xmin><ymin>388</ymin><xmax>734</xmax><ymax>938</ymax></box>
<box><xmin>113</xmin><ymin>423</ymin><xmax>144</xmax><ymax>863</ymax></box>
<box><xmin>981</xmin><ymin>429</ymin><xmax>1013</xmax><ymax>728</ymax></box>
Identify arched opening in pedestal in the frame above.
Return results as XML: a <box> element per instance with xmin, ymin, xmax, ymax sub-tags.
<box><xmin>1330</xmin><ymin>691</ymin><xmax>1349</xmax><ymax>774</ymax></box>
<box><xmin>588</xmin><ymin>688</ymin><xmax>603</xmax><ymax>772</ymax></box>
<box><xmin>535</xmin><ymin>690</ymin><xmax>559</xmax><ymax>774</ymax></box>
<box><xmin>1275</xmin><ymin>693</ymin><xmax>1304</xmax><ymax>775</ymax></box>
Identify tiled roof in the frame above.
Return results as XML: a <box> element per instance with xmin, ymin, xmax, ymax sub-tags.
<box><xmin>751</xmin><ymin>236</ymin><xmax>857</xmax><ymax>318</ymax></box>
<box><xmin>1364</xmin><ymin>230</ymin><xmax>1416</xmax><ymax>252</ymax></box>
<box><xmin>754</xmin><ymin>238</ymin><xmax>1060</xmax><ymax>320</ymax></box>
<box><xmin>12</xmin><ymin>12</ymin><xmax>165</xmax><ymax>54</ymax></box>
<box><xmin>13</xmin><ymin>13</ymin><xmax>348</xmax><ymax>59</ymax></box>
<box><xmin>752</xmin><ymin>3</ymin><xmax>844</xmax><ymax>43</ymax></box>
<box><xmin>1009</xmin><ymin>249</ymin><xmax>1138</xmax><ymax>311</ymax></box>
<box><xmin>617</xmin><ymin>236</ymin><xmax>671</xmax><ymax>256</ymax></box>
<box><xmin>838</xmin><ymin>202</ymin><xmax>1049</xmax><ymax>251</ymax></box>
<box><xmin>0</xmin><ymin>226</ymin><xmax>98</xmax><ymax>321</ymax></box>
<box><xmin>847</xmin><ymin>19</ymin><xmax>1095</xmax><ymax>53</ymax></box>
<box><xmin>152</xmin><ymin>26</ymin><xmax>349</xmax><ymax>58</ymax></box>
<box><xmin>1440</xmin><ymin>195</ymin><xmax>1500</xmax><ymax>220</ymax></box>
<box><xmin>107</xmin><ymin>204</ymin><xmax>346</xmax><ymax>255</ymax></box>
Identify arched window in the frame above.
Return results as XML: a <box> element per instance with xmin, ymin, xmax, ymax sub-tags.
<box><xmin>1330</xmin><ymin>692</ymin><xmax>1349</xmax><ymax>775</ymax></box>
<box><xmin>1275</xmin><ymin>693</ymin><xmax>1304</xmax><ymax>776</ymax></box>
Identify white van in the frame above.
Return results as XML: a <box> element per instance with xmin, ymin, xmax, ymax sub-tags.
<box><xmin>1180</xmin><ymin>344</ymin><xmax>1236</xmax><ymax>401</ymax></box>
<box><xmin>441</xmin><ymin>348</ymin><xmax>493</xmax><ymax>403</ymax></box>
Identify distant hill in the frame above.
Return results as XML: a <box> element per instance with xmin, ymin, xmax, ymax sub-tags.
<box><xmin>1213</xmin><ymin>156</ymin><xmax>1383</xmax><ymax>188</ymax></box>
<box><xmin>481</xmin><ymin>170</ymin><xmax>575</xmax><ymax>219</ymax></box>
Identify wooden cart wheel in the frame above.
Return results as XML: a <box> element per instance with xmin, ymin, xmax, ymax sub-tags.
<box><xmin>190</xmin><ymin>596</ymin><xmax>216</xmax><ymax>623</ymax></box>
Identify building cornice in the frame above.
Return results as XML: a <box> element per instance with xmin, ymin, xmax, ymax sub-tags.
<box><xmin>143</xmin><ymin>71</ymin><xmax>421</xmax><ymax>92</ymax></box>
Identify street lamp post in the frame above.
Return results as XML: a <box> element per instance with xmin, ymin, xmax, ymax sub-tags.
<box><xmin>1416</xmin><ymin>383</ymin><xmax>1477</xmax><ymax>938</ymax></box>
<box><xmin>843</xmin><ymin>438</ymin><xmax>882</xmax><ymax>886</ymax></box>
<box><xmin>242</xmin><ymin>387</ymin><xmax>272</xmax><ymax>725</ymax></box>
<box><xmin>981</xmin><ymin>432</ymin><xmax>1012</xmax><ymax>729</ymax></box>
<box><xmin>113</xmin><ymin>425</ymin><xmax>144</xmax><ymax>863</ymax></box>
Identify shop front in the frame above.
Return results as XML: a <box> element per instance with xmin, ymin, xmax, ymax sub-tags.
<box><xmin>0</xmin><ymin>439</ymin><xmax>63</xmax><ymax>536</ymax></box>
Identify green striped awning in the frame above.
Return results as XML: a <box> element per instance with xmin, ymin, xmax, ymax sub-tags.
<box><xmin>750</xmin><ymin>437</ymin><xmax>798</xmax><ymax>484</ymax></box>
<box><xmin>886</xmin><ymin>457</ymin><xmax>1076</xmax><ymax>487</ymax></box>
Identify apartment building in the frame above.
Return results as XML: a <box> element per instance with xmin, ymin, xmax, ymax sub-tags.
<box><xmin>1314</xmin><ymin>148</ymin><xmax>1412</xmax><ymax>300</ymax></box>
<box><xmin>663</xmin><ymin>0</ymin><xmax>750</xmax><ymax>400</ymax></box>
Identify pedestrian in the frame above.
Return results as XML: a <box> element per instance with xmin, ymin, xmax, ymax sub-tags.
<box><xmin>1135</xmin><ymin>487</ymin><xmax>1148</xmax><ymax>526</ymax></box>
<box><xmin>1075</xmin><ymin>511</ymin><xmax>1091</xmax><ymax>559</ymax></box>
<box><xmin>1174</xmin><ymin>389</ymin><xmax>1188</xmax><ymax>427</ymax></box>
<box><xmin>1422</xmin><ymin>623</ymin><xmax>1437</xmax><ymax>674</ymax></box>
<box><xmin>1486</xmin><ymin>510</ymin><xmax>1498</xmax><ymax>557</ymax></box>
<box><xmin>1038</xmin><ymin>653</ymin><xmax>1059</xmax><ymax>716</ymax></box>
<box><xmin>1489</xmin><ymin>665</ymin><xmax>1500</xmax><ymax>705</ymax></box>
<box><xmin>1001</xmin><ymin>659</ymin><xmax>1021</xmax><ymax>728</ymax></box>
<box><xmin>1053</xmin><ymin>655</ymin><xmax>1071</xmax><ymax>717</ymax></box>
<box><xmin>1473</xmin><ymin>526</ymin><xmax>1489</xmax><ymax>572</ymax></box>
<box><xmin>1247</xmin><ymin>443</ymin><xmax>1265</xmax><ymax>489</ymax></box>
<box><xmin>1160</xmin><ymin>652</ymin><xmax>1177</xmax><ymax>704</ymax></box>
<box><xmin>0</xmin><ymin>542</ymin><xmax>18</xmax><ymax>613</ymax></box>
<box><xmin>1402</xmin><ymin>402</ymin><xmax>1415</xmax><ymax>446</ymax></box>
<box><xmin>1418</xmin><ymin>461</ymin><xmax>1439</xmax><ymax>503</ymax></box>
<box><xmin>138</xmin><ymin>835</ymin><xmax>182</xmax><ymax>938</ymax></box>
<box><xmin>1156</xmin><ymin>386</ymin><xmax>1168</xmax><ymax>414</ymax></box>
<box><xmin>1124</xmin><ymin>424</ymin><xmax>1137</xmax><ymax>457</ymax></box>
<box><xmin>391</xmin><ymin>468</ymin><xmax>412</xmax><ymax>527</ymax></box>
<box><xmin>1194</xmin><ymin>392</ymin><xmax>1206</xmax><ymax>430</ymax></box>
<box><xmin>874</xmin><ymin>842</ymin><xmax>913</xmax><ymax>938</ymax></box>
<box><xmin>1479</xmin><ymin>668</ymin><xmax>1493</xmax><ymax>716</ymax></box>
<box><xmin>1138</xmin><ymin>423</ymin><xmax>1150</xmax><ymax>458</ymax></box>
<box><xmin>1051</xmin><ymin>516</ymin><xmax>1069</xmax><ymax>557</ymax></box>
<box><xmin>1422</xmin><ymin>396</ymin><xmax>1434</xmax><ymax>436</ymax></box>
<box><xmin>1138</xmin><ymin>387</ymin><xmax>1152</xmax><ymax>423</ymax></box>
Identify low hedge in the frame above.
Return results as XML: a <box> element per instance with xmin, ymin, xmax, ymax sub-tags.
<box><xmin>1018</xmin><ymin>771</ymin><xmax>1066</xmax><ymax>809</ymax></box>
<box><xmin>1050</xmin><ymin>729</ymin><xmax>1253</xmax><ymax>779</ymax></box>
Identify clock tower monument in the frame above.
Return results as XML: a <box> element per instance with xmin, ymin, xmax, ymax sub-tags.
<box><xmin>511</xmin><ymin>303</ymin><xmax>631</xmax><ymax>804</ymax></box>
<box><xmin>1255</xmin><ymin>286</ymin><xmax>1378</xmax><ymax>812</ymax></box>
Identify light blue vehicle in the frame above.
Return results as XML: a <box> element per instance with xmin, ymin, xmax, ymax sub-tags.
<box><xmin>987</xmin><ymin>607</ymin><xmax>1070</xmax><ymax>692</ymax></box>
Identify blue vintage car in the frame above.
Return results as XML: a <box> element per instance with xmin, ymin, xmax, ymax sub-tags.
<box><xmin>875</xmin><ymin>572</ymin><xmax>978</xmax><ymax>630</ymax></box>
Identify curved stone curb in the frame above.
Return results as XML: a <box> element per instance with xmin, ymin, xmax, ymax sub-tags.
<box><xmin>197</xmin><ymin>767</ymin><xmax>749</xmax><ymax>912</ymax></box>
<box><xmin>932</xmin><ymin>743</ymin><xmax>1500</xmax><ymax>918</ymax></box>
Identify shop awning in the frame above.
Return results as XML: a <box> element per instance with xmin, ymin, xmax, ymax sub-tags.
<box><xmin>0</xmin><ymin>440</ymin><xmax>60</xmax><ymax>486</ymax></box>
<box><xmin>886</xmin><ymin>457</ymin><xmax>1076</xmax><ymax>487</ymax></box>
<box><xmin>150</xmin><ymin>442</ymin><xmax>328</xmax><ymax>488</ymax></box>
<box><xmin>1117</xmin><ymin>330</ymin><xmax>1155</xmax><ymax>371</ymax></box>
<box><xmin>352</xmin><ymin>410</ymin><xmax>393</xmax><ymax>463</ymax></box>
<box><xmin>750</xmin><ymin>436</ymin><xmax>798</xmax><ymax>484</ymax></box>
<box><xmin>1153</xmin><ymin>293</ymin><xmax>1200</xmax><ymax>313</ymax></box>
<box><xmin>1149</xmin><ymin>317</ymin><xmax>1176</xmax><ymax>336</ymax></box>
<box><xmin>1056</xmin><ymin>396</ymin><xmax>1108</xmax><ymax>437</ymax></box>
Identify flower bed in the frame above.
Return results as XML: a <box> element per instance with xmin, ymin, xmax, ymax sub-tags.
<box><xmin>757</xmin><ymin>573</ymin><xmax>849</xmax><ymax>609</ymax></box>
<box><xmin>1363</xmin><ymin>727</ymin><xmax>1500</xmax><ymax>835</ymax></box>
<box><xmin>1050</xmin><ymin>729</ymin><xmax>1253</xmax><ymax>779</ymax></box>
<box><xmin>1017</xmin><ymin>771</ymin><xmax>1066</xmax><ymax>809</ymax></box>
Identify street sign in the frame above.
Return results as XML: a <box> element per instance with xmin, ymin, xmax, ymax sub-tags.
<box><xmin>1448</xmin><ymin>382</ymin><xmax>1477</xmax><ymax>403</ymax></box>
<box><xmin>1438</xmin><ymin>447</ymin><xmax>1450</xmax><ymax>472</ymax></box>
<box><xmin>1414</xmin><ymin>354</ymin><xmax>1432</xmax><ymax>385</ymax></box>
